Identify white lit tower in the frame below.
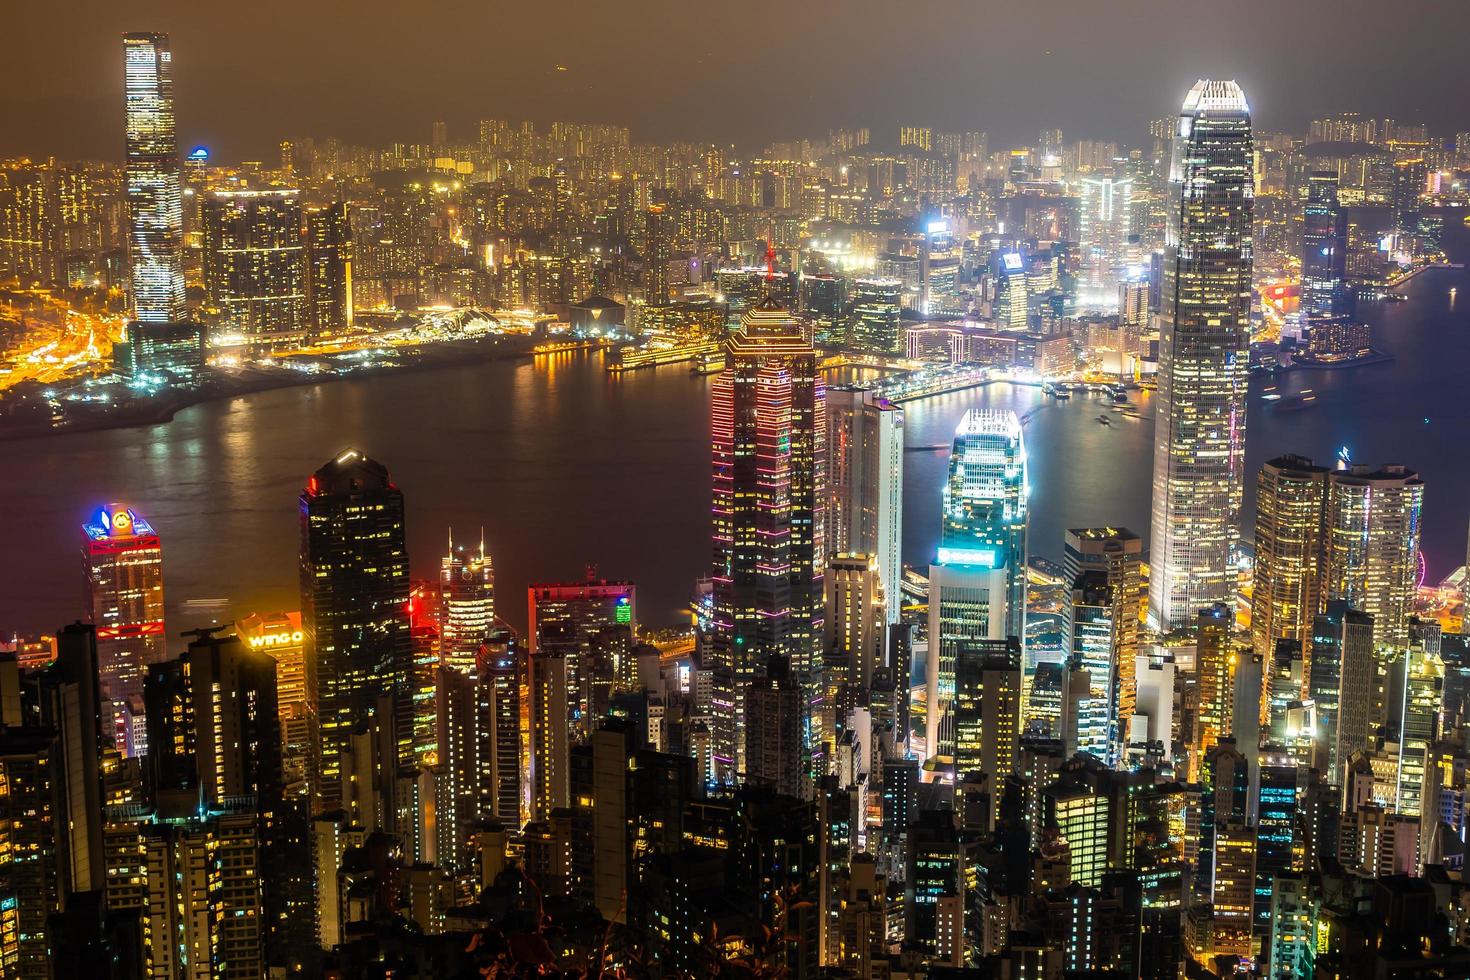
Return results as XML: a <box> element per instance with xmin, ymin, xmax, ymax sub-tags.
<box><xmin>1148</xmin><ymin>80</ymin><xmax>1254</xmax><ymax>630</ymax></box>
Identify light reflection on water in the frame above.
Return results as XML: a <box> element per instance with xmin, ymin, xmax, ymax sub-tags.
<box><xmin>2</xmin><ymin>254</ymin><xmax>1469</xmax><ymax>637</ymax></box>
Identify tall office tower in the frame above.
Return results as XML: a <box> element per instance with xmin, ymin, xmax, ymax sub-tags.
<box><xmin>144</xmin><ymin>629</ymin><xmax>283</xmax><ymax>809</ymax></box>
<box><xmin>1068</xmin><ymin>572</ymin><xmax>1124</xmax><ymax>763</ymax></box>
<box><xmin>1309</xmin><ymin>602</ymin><xmax>1370</xmax><ymax>784</ymax></box>
<box><xmin>1076</xmin><ymin>174</ymin><xmax>1134</xmax><ymax>302</ymax></box>
<box><xmin>1147</xmin><ymin>80</ymin><xmax>1254</xmax><ymax>631</ymax></box>
<box><xmin>123</xmin><ymin>33</ymin><xmax>187</xmax><ymax>324</ymax></box>
<box><xmin>824</xmin><ymin>553</ymin><xmax>885</xmax><ymax>694</ymax></box>
<box><xmin>306</xmin><ymin>201</ymin><xmax>353</xmax><ymax>336</ymax></box>
<box><xmin>826</xmin><ymin>387</ymin><xmax>904</xmax><ymax>626</ymax></box>
<box><xmin>745</xmin><ymin>656</ymin><xmax>807</xmax><ymax>800</ymax></box>
<box><xmin>1197</xmin><ymin>604</ymin><xmax>1236</xmax><ymax>761</ymax></box>
<box><xmin>710</xmin><ymin>295</ymin><xmax>825</xmax><ymax>770</ymax></box>
<box><xmin>1397</xmin><ymin>624</ymin><xmax>1443</xmax><ymax>820</ymax></box>
<box><xmin>847</xmin><ymin>278</ymin><xmax>903</xmax><ymax>353</ymax></box>
<box><xmin>528</xmin><ymin>650</ymin><xmax>570</xmax><ymax>820</ymax></box>
<box><xmin>439</xmin><ymin>532</ymin><xmax>495</xmax><ymax>676</ymax></box>
<box><xmin>1061</xmin><ymin>528</ymin><xmax>1143</xmax><ymax>750</ymax></box>
<box><xmin>1254</xmin><ymin>752</ymin><xmax>1300</xmax><ymax>944</ymax></box>
<box><xmin>1323</xmin><ymin>464</ymin><xmax>1424</xmax><ymax>649</ymax></box>
<box><xmin>643</xmin><ymin>204</ymin><xmax>671</xmax><ymax>304</ymax></box>
<box><xmin>82</xmin><ymin>502</ymin><xmax>165</xmax><ymax>750</ymax></box>
<box><xmin>799</xmin><ymin>273</ymin><xmax>844</xmax><ymax>345</ymax></box>
<box><xmin>1300</xmin><ymin>172</ymin><xmax>1351</xmax><ymax>349</ymax></box>
<box><xmin>528</xmin><ymin>577</ymin><xmax>636</xmax><ymax>734</ymax></box>
<box><xmin>299</xmin><ymin>449</ymin><xmax>412</xmax><ymax>809</ymax></box>
<box><xmin>202</xmin><ymin>189</ymin><xmax>308</xmax><ymax>346</ymax></box>
<box><xmin>952</xmin><ymin>638</ymin><xmax>1022</xmax><ymax>789</ymax></box>
<box><xmin>37</xmin><ymin>625</ymin><xmax>107</xmax><ymax>901</ymax></box>
<box><xmin>1251</xmin><ymin>455</ymin><xmax>1330</xmax><ymax>661</ymax></box>
<box><xmin>1390</xmin><ymin>157</ymin><xmax>1427</xmax><ymax>242</ymax></box>
<box><xmin>926</xmin><ymin>410</ymin><xmax>1027</xmax><ymax>760</ymax></box>
<box><xmin>478</xmin><ymin>628</ymin><xmax>523</xmax><ymax>825</ymax></box>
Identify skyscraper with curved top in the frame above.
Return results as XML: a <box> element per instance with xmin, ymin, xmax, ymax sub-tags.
<box><xmin>1148</xmin><ymin>80</ymin><xmax>1254</xmax><ymax>631</ymax></box>
<box><xmin>925</xmin><ymin>408</ymin><xmax>1027</xmax><ymax>760</ymax></box>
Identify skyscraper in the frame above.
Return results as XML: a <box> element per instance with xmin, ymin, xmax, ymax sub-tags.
<box><xmin>81</xmin><ymin>502</ymin><xmax>165</xmax><ymax>751</ymax></box>
<box><xmin>122</xmin><ymin>33</ymin><xmax>203</xmax><ymax>380</ymax></box>
<box><xmin>1148</xmin><ymin>80</ymin><xmax>1254</xmax><ymax>630</ymax></box>
<box><xmin>847</xmin><ymin>278</ymin><xmax>903</xmax><ymax>353</ymax></box>
<box><xmin>1061</xmin><ymin>527</ymin><xmax>1143</xmax><ymax>752</ymax></box>
<box><xmin>711</xmin><ymin>295</ymin><xmax>825</xmax><ymax>771</ymax></box>
<box><xmin>1323</xmin><ymin>464</ymin><xmax>1424</xmax><ymax>649</ymax></box>
<box><xmin>123</xmin><ymin>32</ymin><xmax>187</xmax><ymax>324</ymax></box>
<box><xmin>202</xmin><ymin>189</ymin><xmax>308</xmax><ymax>346</ymax></box>
<box><xmin>299</xmin><ymin>449</ymin><xmax>412</xmax><ymax>809</ymax></box>
<box><xmin>1076</xmin><ymin>173</ymin><xmax>1134</xmax><ymax>303</ymax></box>
<box><xmin>306</xmin><ymin>202</ymin><xmax>353</xmax><ymax>336</ymax></box>
<box><xmin>951</xmin><ymin>638</ymin><xmax>1022</xmax><ymax>789</ymax></box>
<box><xmin>925</xmin><ymin>409</ymin><xmax>1027</xmax><ymax>760</ymax></box>
<box><xmin>439</xmin><ymin>532</ymin><xmax>495</xmax><ymax>677</ymax></box>
<box><xmin>826</xmin><ymin>387</ymin><xmax>904</xmax><ymax>627</ymax></box>
<box><xmin>1251</xmin><ymin>455</ymin><xmax>1330</xmax><ymax>661</ymax></box>
<box><xmin>1300</xmin><ymin>172</ymin><xmax>1356</xmax><ymax>355</ymax></box>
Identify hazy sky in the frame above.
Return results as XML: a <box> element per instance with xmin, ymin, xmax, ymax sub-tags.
<box><xmin>6</xmin><ymin>0</ymin><xmax>1469</xmax><ymax>162</ymax></box>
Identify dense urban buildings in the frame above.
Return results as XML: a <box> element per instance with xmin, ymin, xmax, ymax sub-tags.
<box><xmin>6</xmin><ymin>18</ymin><xmax>1470</xmax><ymax>979</ymax></box>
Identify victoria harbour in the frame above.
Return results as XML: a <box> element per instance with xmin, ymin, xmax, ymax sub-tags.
<box><xmin>3</xmin><ymin>243</ymin><xmax>1467</xmax><ymax>635</ymax></box>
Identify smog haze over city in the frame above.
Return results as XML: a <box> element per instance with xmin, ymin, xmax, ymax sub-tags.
<box><xmin>5</xmin><ymin>0</ymin><xmax>1470</xmax><ymax>158</ymax></box>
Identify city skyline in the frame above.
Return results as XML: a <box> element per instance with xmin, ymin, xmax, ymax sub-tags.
<box><xmin>5</xmin><ymin>3</ymin><xmax>1470</xmax><ymax>162</ymax></box>
<box><xmin>6</xmin><ymin>17</ymin><xmax>1470</xmax><ymax>977</ymax></box>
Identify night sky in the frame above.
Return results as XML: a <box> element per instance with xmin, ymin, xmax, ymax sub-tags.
<box><xmin>6</xmin><ymin>0</ymin><xmax>1469</xmax><ymax>161</ymax></box>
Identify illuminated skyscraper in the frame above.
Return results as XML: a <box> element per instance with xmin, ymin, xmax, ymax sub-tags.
<box><xmin>846</xmin><ymin>278</ymin><xmax>903</xmax><ymax>353</ymax></box>
<box><xmin>823</xmin><ymin>552</ymin><xmax>882</xmax><ymax>684</ymax></box>
<box><xmin>1300</xmin><ymin>172</ymin><xmax>1354</xmax><ymax>354</ymax></box>
<box><xmin>1196</xmin><ymin>604</ymin><xmax>1236</xmax><ymax>763</ymax></box>
<box><xmin>202</xmin><ymin>189</ymin><xmax>308</xmax><ymax>346</ymax></box>
<box><xmin>439</xmin><ymin>531</ymin><xmax>494</xmax><ymax>677</ymax></box>
<box><xmin>299</xmin><ymin>449</ymin><xmax>412</xmax><ymax>809</ymax></box>
<box><xmin>1251</xmin><ymin>455</ymin><xmax>1330</xmax><ymax>661</ymax></box>
<box><xmin>925</xmin><ymin>409</ymin><xmax>1027</xmax><ymax>760</ymax></box>
<box><xmin>306</xmin><ymin>202</ymin><xmax>353</xmax><ymax>335</ymax></box>
<box><xmin>826</xmin><ymin>387</ymin><xmax>903</xmax><ymax>628</ymax></box>
<box><xmin>1148</xmin><ymin>80</ymin><xmax>1253</xmax><ymax>630</ymax></box>
<box><xmin>478</xmin><ymin>628</ymin><xmax>523</xmax><ymax>825</ymax></box>
<box><xmin>1323</xmin><ymin>464</ymin><xmax>1424</xmax><ymax>649</ymax></box>
<box><xmin>710</xmin><ymin>295</ymin><xmax>825</xmax><ymax>770</ymax></box>
<box><xmin>1076</xmin><ymin>173</ymin><xmax>1134</xmax><ymax>302</ymax></box>
<box><xmin>1061</xmin><ymin>527</ymin><xmax>1142</xmax><ymax>759</ymax></box>
<box><xmin>951</xmin><ymin>638</ymin><xmax>1022</xmax><ymax>788</ymax></box>
<box><xmin>82</xmin><ymin>502</ymin><xmax>165</xmax><ymax>748</ymax></box>
<box><xmin>123</xmin><ymin>32</ymin><xmax>187</xmax><ymax>324</ymax></box>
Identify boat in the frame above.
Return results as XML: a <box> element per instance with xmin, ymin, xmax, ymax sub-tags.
<box><xmin>1272</xmin><ymin>389</ymin><xmax>1317</xmax><ymax>411</ymax></box>
<box><xmin>691</xmin><ymin>350</ymin><xmax>725</xmax><ymax>375</ymax></box>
